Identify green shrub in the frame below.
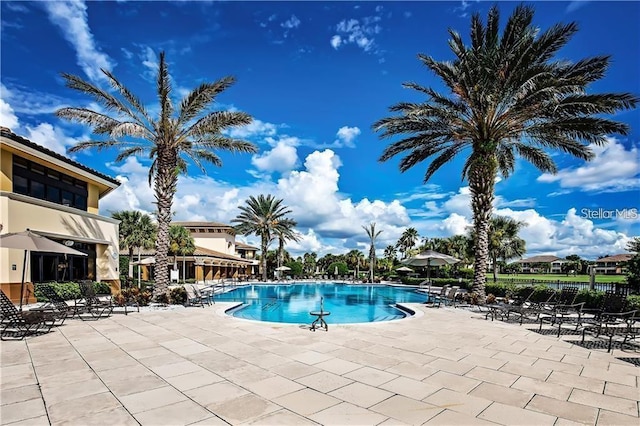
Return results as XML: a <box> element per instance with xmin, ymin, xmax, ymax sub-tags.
<box><xmin>94</xmin><ymin>281</ymin><xmax>111</xmax><ymax>295</ymax></box>
<box><xmin>34</xmin><ymin>282</ymin><xmax>81</xmax><ymax>301</ymax></box>
<box><xmin>575</xmin><ymin>289</ymin><xmax>604</xmax><ymax>309</ymax></box>
<box><xmin>457</xmin><ymin>268</ymin><xmax>474</xmax><ymax>280</ymax></box>
<box><xmin>155</xmin><ymin>291</ymin><xmax>170</xmax><ymax>304</ymax></box>
<box><xmin>327</xmin><ymin>262</ymin><xmax>349</xmax><ymax>276</ymax></box>
<box><xmin>170</xmin><ymin>287</ymin><xmax>187</xmax><ymax>305</ymax></box>
<box><xmin>626</xmin><ymin>295</ymin><xmax>640</xmax><ymax>310</ymax></box>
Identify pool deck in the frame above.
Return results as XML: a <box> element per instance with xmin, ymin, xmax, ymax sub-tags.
<box><xmin>1</xmin><ymin>303</ymin><xmax>638</xmax><ymax>425</ymax></box>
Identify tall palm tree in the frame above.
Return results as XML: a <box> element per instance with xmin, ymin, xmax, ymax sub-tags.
<box><xmin>58</xmin><ymin>51</ymin><xmax>258</xmax><ymax>299</ymax></box>
<box><xmin>233</xmin><ymin>194</ymin><xmax>295</xmax><ymax>281</ymax></box>
<box><xmin>112</xmin><ymin>210</ymin><xmax>156</xmax><ymax>277</ymax></box>
<box><xmin>168</xmin><ymin>225</ymin><xmax>195</xmax><ymax>283</ymax></box>
<box><xmin>374</xmin><ymin>5</ymin><xmax>637</xmax><ymax>301</ymax></box>
<box><xmin>363</xmin><ymin>222</ymin><xmax>383</xmax><ymax>283</ymax></box>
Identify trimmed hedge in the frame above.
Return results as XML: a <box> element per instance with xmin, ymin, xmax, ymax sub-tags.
<box><xmin>34</xmin><ymin>281</ymin><xmax>111</xmax><ymax>302</ymax></box>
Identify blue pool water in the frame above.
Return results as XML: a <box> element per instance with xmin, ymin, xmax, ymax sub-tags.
<box><xmin>218</xmin><ymin>283</ymin><xmax>427</xmax><ymax>324</ymax></box>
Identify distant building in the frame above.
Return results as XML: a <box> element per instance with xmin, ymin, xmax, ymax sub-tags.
<box><xmin>513</xmin><ymin>255</ymin><xmax>563</xmax><ymax>273</ymax></box>
<box><xmin>594</xmin><ymin>254</ymin><xmax>633</xmax><ymax>275</ymax></box>
<box><xmin>133</xmin><ymin>221</ymin><xmax>259</xmax><ymax>282</ymax></box>
<box><xmin>0</xmin><ymin>127</ymin><xmax>121</xmax><ymax>303</ymax></box>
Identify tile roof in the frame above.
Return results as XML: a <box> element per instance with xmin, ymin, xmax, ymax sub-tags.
<box><xmin>597</xmin><ymin>254</ymin><xmax>633</xmax><ymax>263</ymax></box>
<box><xmin>172</xmin><ymin>221</ymin><xmax>234</xmax><ymax>229</ymax></box>
<box><xmin>235</xmin><ymin>241</ymin><xmax>258</xmax><ymax>250</ymax></box>
<box><xmin>1</xmin><ymin>127</ymin><xmax>120</xmax><ymax>186</ymax></box>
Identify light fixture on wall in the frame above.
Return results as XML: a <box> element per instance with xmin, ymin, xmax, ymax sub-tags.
<box><xmin>63</xmin><ymin>240</ymin><xmax>75</xmax><ymax>247</ymax></box>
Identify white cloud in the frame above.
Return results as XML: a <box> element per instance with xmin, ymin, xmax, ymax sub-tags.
<box><xmin>538</xmin><ymin>138</ymin><xmax>639</xmax><ymax>193</ymax></box>
<box><xmin>0</xmin><ymin>85</ymin><xmax>19</xmax><ymax>129</ymax></box>
<box><xmin>330</xmin><ymin>35</ymin><xmax>342</xmax><ymax>49</ymax></box>
<box><xmin>139</xmin><ymin>46</ymin><xmax>159</xmax><ymax>82</ymax></box>
<box><xmin>334</xmin><ymin>126</ymin><xmax>361</xmax><ymax>148</ymax></box>
<box><xmin>331</xmin><ymin>15</ymin><xmax>381</xmax><ymax>53</ymax></box>
<box><xmin>281</xmin><ymin>15</ymin><xmax>300</xmax><ymax>29</ymax></box>
<box><xmin>23</xmin><ymin>123</ymin><xmax>82</xmax><ymax>155</ymax></box>
<box><xmin>440</xmin><ymin>213</ymin><xmax>470</xmax><ymax>235</ymax></box>
<box><xmin>41</xmin><ymin>0</ymin><xmax>114</xmax><ymax>83</ymax></box>
<box><xmin>226</xmin><ymin>119</ymin><xmax>279</xmax><ymax>139</ymax></box>
<box><xmin>251</xmin><ymin>139</ymin><xmax>299</xmax><ymax>173</ymax></box>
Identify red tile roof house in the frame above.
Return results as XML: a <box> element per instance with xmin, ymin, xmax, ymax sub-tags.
<box><xmin>594</xmin><ymin>254</ymin><xmax>633</xmax><ymax>275</ymax></box>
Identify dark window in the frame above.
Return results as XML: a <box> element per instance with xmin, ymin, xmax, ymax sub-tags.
<box><xmin>75</xmin><ymin>194</ymin><xmax>87</xmax><ymax>210</ymax></box>
<box><xmin>31</xmin><ymin>163</ymin><xmax>45</xmax><ymax>175</ymax></box>
<box><xmin>14</xmin><ymin>175</ymin><xmax>28</xmax><ymax>195</ymax></box>
<box><xmin>62</xmin><ymin>190</ymin><xmax>73</xmax><ymax>206</ymax></box>
<box><xmin>31</xmin><ymin>181</ymin><xmax>45</xmax><ymax>199</ymax></box>
<box><xmin>14</xmin><ymin>156</ymin><xmax>28</xmax><ymax>169</ymax></box>
<box><xmin>12</xmin><ymin>155</ymin><xmax>89</xmax><ymax>211</ymax></box>
<box><xmin>46</xmin><ymin>186</ymin><xmax>60</xmax><ymax>203</ymax></box>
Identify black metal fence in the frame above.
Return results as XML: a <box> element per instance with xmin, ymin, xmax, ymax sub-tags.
<box><xmin>496</xmin><ymin>278</ymin><xmax>630</xmax><ymax>295</ymax></box>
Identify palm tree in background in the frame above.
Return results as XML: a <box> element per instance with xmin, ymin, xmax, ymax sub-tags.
<box><xmin>362</xmin><ymin>222</ymin><xmax>383</xmax><ymax>282</ymax></box>
<box><xmin>58</xmin><ymin>51</ymin><xmax>258</xmax><ymax>299</ymax></box>
<box><xmin>345</xmin><ymin>249</ymin><xmax>366</xmax><ymax>278</ymax></box>
<box><xmin>168</xmin><ymin>225</ymin><xmax>196</xmax><ymax>283</ymax></box>
<box><xmin>383</xmin><ymin>245</ymin><xmax>397</xmax><ymax>263</ymax></box>
<box><xmin>233</xmin><ymin>194</ymin><xmax>295</xmax><ymax>281</ymax></box>
<box><xmin>275</xmin><ymin>219</ymin><xmax>300</xmax><ymax>270</ymax></box>
<box><xmin>396</xmin><ymin>227</ymin><xmax>419</xmax><ymax>259</ymax></box>
<box><xmin>112</xmin><ymin>210</ymin><xmax>156</xmax><ymax>277</ymax></box>
<box><xmin>473</xmin><ymin>216</ymin><xmax>526</xmax><ymax>282</ymax></box>
<box><xmin>374</xmin><ymin>5</ymin><xmax>637</xmax><ymax>301</ymax></box>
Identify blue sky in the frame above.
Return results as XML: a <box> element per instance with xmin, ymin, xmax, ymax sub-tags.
<box><xmin>1</xmin><ymin>0</ymin><xmax>638</xmax><ymax>260</ymax></box>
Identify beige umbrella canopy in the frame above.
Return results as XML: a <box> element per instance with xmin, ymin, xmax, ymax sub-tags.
<box><xmin>275</xmin><ymin>266</ymin><xmax>291</xmax><ymax>271</ymax></box>
<box><xmin>402</xmin><ymin>250</ymin><xmax>460</xmax><ymax>286</ymax></box>
<box><xmin>395</xmin><ymin>266</ymin><xmax>414</xmax><ymax>272</ymax></box>
<box><xmin>0</xmin><ymin>229</ymin><xmax>88</xmax><ymax>309</ymax></box>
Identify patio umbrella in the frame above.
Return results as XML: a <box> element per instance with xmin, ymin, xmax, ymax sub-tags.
<box><xmin>402</xmin><ymin>250</ymin><xmax>460</xmax><ymax>291</ymax></box>
<box><xmin>275</xmin><ymin>266</ymin><xmax>291</xmax><ymax>271</ymax></box>
<box><xmin>131</xmin><ymin>257</ymin><xmax>156</xmax><ymax>265</ymax></box>
<box><xmin>395</xmin><ymin>266</ymin><xmax>414</xmax><ymax>273</ymax></box>
<box><xmin>334</xmin><ymin>265</ymin><xmax>339</xmax><ymax>276</ymax></box>
<box><xmin>0</xmin><ymin>229</ymin><xmax>88</xmax><ymax>310</ymax></box>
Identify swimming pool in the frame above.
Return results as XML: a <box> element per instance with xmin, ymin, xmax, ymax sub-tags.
<box><xmin>219</xmin><ymin>283</ymin><xmax>427</xmax><ymax>324</ymax></box>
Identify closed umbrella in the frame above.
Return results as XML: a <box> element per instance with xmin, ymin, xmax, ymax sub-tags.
<box><xmin>0</xmin><ymin>229</ymin><xmax>88</xmax><ymax>309</ymax></box>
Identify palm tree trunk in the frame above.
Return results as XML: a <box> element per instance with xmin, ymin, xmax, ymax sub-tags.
<box><xmin>128</xmin><ymin>247</ymin><xmax>134</xmax><ymax>279</ymax></box>
<box><xmin>469</xmin><ymin>156</ymin><xmax>497</xmax><ymax>303</ymax></box>
<box><xmin>261</xmin><ymin>238</ymin><xmax>268</xmax><ymax>281</ymax></box>
<box><xmin>153</xmin><ymin>146</ymin><xmax>179</xmax><ymax>299</ymax></box>
<box><xmin>492</xmin><ymin>255</ymin><xmax>498</xmax><ymax>283</ymax></box>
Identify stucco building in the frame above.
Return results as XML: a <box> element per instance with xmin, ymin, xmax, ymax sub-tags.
<box><xmin>0</xmin><ymin>127</ymin><xmax>121</xmax><ymax>303</ymax></box>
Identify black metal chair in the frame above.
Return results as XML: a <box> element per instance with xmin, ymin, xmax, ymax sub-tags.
<box><xmin>76</xmin><ymin>281</ymin><xmax>113</xmax><ymax>320</ymax></box>
<box><xmin>0</xmin><ymin>290</ymin><xmax>55</xmax><ymax>340</ymax></box>
<box><xmin>29</xmin><ymin>283</ymin><xmax>71</xmax><ymax>326</ymax></box>
<box><xmin>581</xmin><ymin>309</ymin><xmax>639</xmax><ymax>352</ymax></box>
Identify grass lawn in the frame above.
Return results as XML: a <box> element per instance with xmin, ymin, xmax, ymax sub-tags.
<box><xmin>497</xmin><ymin>273</ymin><xmax>626</xmax><ymax>283</ymax></box>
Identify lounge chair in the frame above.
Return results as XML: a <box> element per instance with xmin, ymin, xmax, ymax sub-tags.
<box><xmin>75</xmin><ymin>281</ymin><xmax>114</xmax><ymax>320</ymax></box>
<box><xmin>29</xmin><ymin>283</ymin><xmax>71</xmax><ymax>326</ymax></box>
<box><xmin>581</xmin><ymin>309</ymin><xmax>639</xmax><ymax>352</ymax></box>
<box><xmin>185</xmin><ymin>284</ymin><xmax>210</xmax><ymax>307</ymax></box>
<box><xmin>1</xmin><ymin>290</ymin><xmax>55</xmax><ymax>340</ymax></box>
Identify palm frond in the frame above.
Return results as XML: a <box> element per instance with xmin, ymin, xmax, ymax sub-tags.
<box><xmin>156</xmin><ymin>51</ymin><xmax>173</xmax><ymax>125</ymax></box>
<box><xmin>114</xmin><ymin>147</ymin><xmax>146</xmax><ymax>162</ymax></box>
<box><xmin>67</xmin><ymin>139</ymin><xmax>126</xmax><ymax>153</ymax></box>
<box><xmin>56</xmin><ymin>108</ymin><xmax>120</xmax><ymax>133</ymax></box>
<box><xmin>101</xmin><ymin>69</ymin><xmax>153</xmax><ymax>125</ymax></box>
<box><xmin>60</xmin><ymin>73</ymin><xmax>138</xmax><ymax>120</ymax></box>
<box><xmin>178</xmin><ymin>76</ymin><xmax>237</xmax><ymax>125</ymax></box>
